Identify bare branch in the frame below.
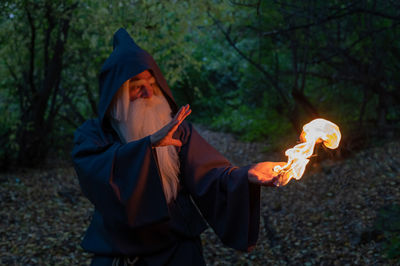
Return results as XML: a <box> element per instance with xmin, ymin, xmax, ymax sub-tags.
<box><xmin>25</xmin><ymin>7</ymin><xmax>36</xmax><ymax>93</ymax></box>
<box><xmin>263</xmin><ymin>9</ymin><xmax>358</xmax><ymax>37</ymax></box>
<box><xmin>256</xmin><ymin>0</ymin><xmax>261</xmax><ymax>16</ymax></box>
<box><xmin>310</xmin><ymin>20</ymin><xmax>400</xmax><ymax>65</ymax></box>
<box><xmin>58</xmin><ymin>113</ymin><xmax>80</xmax><ymax>128</ymax></box>
<box><xmin>44</xmin><ymin>2</ymin><xmax>55</xmax><ymax>77</ymax></box>
<box><xmin>207</xmin><ymin>10</ymin><xmax>289</xmax><ymax>104</ymax></box>
<box><xmin>60</xmin><ymin>94</ymin><xmax>86</xmax><ymax>125</ymax></box>
<box><xmin>300</xmin><ymin>71</ymin><xmax>362</xmax><ymax>84</ymax></box>
<box><xmin>357</xmin><ymin>8</ymin><xmax>400</xmax><ymax>21</ymax></box>
<box><xmin>228</xmin><ymin>0</ymin><xmax>258</xmax><ymax>8</ymax></box>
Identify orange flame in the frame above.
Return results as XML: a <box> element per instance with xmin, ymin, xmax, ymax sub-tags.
<box><xmin>273</xmin><ymin>118</ymin><xmax>341</xmax><ymax>186</ymax></box>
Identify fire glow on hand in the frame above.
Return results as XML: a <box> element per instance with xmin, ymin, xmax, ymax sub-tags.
<box><xmin>273</xmin><ymin>118</ymin><xmax>341</xmax><ymax>186</ymax></box>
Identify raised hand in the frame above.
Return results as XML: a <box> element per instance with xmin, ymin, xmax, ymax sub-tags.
<box><xmin>248</xmin><ymin>161</ymin><xmax>287</xmax><ymax>186</ymax></box>
<box><xmin>150</xmin><ymin>104</ymin><xmax>192</xmax><ymax>147</ymax></box>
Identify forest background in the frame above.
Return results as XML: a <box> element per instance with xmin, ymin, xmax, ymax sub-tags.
<box><xmin>1</xmin><ymin>0</ymin><xmax>399</xmax><ymax>168</ymax></box>
<box><xmin>0</xmin><ymin>0</ymin><xmax>399</xmax><ymax>264</ymax></box>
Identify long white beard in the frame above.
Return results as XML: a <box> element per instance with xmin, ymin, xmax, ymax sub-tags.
<box><xmin>111</xmin><ymin>94</ymin><xmax>180</xmax><ymax>204</ymax></box>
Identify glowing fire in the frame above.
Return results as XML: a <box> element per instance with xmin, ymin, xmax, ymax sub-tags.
<box><xmin>274</xmin><ymin>118</ymin><xmax>341</xmax><ymax>186</ymax></box>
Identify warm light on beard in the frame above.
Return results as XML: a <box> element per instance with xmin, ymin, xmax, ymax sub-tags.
<box><xmin>112</xmin><ymin>94</ymin><xmax>180</xmax><ymax>204</ymax></box>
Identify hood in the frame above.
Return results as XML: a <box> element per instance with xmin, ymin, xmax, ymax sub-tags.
<box><xmin>98</xmin><ymin>28</ymin><xmax>178</xmax><ymax>127</ymax></box>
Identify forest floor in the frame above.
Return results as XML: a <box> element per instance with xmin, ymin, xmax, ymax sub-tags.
<box><xmin>1</xmin><ymin>125</ymin><xmax>399</xmax><ymax>265</ymax></box>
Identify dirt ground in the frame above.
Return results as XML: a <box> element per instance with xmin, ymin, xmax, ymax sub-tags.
<box><xmin>1</xmin><ymin>125</ymin><xmax>399</xmax><ymax>265</ymax></box>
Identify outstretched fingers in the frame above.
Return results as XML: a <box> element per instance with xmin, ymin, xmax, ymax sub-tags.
<box><xmin>174</xmin><ymin>104</ymin><xmax>191</xmax><ymax>125</ymax></box>
<box><xmin>151</xmin><ymin>105</ymin><xmax>192</xmax><ymax>147</ymax></box>
<box><xmin>181</xmin><ymin>106</ymin><xmax>191</xmax><ymax>121</ymax></box>
<box><xmin>175</xmin><ymin>104</ymin><xmax>190</xmax><ymax>121</ymax></box>
<box><xmin>164</xmin><ymin>104</ymin><xmax>191</xmax><ymax>139</ymax></box>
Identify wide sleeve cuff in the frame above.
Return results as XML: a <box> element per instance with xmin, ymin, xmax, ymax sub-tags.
<box><xmin>112</xmin><ymin>136</ymin><xmax>169</xmax><ymax>227</ymax></box>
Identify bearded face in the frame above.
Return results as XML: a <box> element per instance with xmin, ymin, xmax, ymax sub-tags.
<box><xmin>109</xmin><ymin>72</ymin><xmax>180</xmax><ymax>204</ymax></box>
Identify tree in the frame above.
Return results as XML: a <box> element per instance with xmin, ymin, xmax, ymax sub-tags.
<box><xmin>0</xmin><ymin>0</ymin><xmax>204</xmax><ymax>167</ymax></box>
<box><xmin>1</xmin><ymin>0</ymin><xmax>78</xmax><ymax>167</ymax></box>
<box><xmin>189</xmin><ymin>0</ymin><xmax>400</xmax><ymax>140</ymax></box>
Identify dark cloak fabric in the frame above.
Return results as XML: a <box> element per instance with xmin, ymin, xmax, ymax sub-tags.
<box><xmin>71</xmin><ymin>28</ymin><xmax>261</xmax><ymax>265</ymax></box>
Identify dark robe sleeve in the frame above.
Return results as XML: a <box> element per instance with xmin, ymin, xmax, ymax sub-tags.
<box><xmin>71</xmin><ymin>120</ymin><xmax>169</xmax><ymax>228</ymax></box>
<box><xmin>178</xmin><ymin>122</ymin><xmax>261</xmax><ymax>252</ymax></box>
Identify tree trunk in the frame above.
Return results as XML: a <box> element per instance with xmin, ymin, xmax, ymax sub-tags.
<box><xmin>16</xmin><ymin>15</ymin><xmax>72</xmax><ymax>167</ymax></box>
<box><xmin>376</xmin><ymin>86</ymin><xmax>388</xmax><ymax>130</ymax></box>
<box><xmin>285</xmin><ymin>89</ymin><xmax>319</xmax><ymax>134</ymax></box>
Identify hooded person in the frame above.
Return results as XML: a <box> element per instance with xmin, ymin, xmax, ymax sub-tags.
<box><xmin>71</xmin><ymin>28</ymin><xmax>286</xmax><ymax>265</ymax></box>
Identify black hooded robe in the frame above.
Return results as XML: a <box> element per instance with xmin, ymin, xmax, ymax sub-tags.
<box><xmin>71</xmin><ymin>28</ymin><xmax>261</xmax><ymax>265</ymax></box>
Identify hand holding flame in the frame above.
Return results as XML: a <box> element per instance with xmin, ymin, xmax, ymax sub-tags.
<box><xmin>248</xmin><ymin>161</ymin><xmax>287</xmax><ymax>186</ymax></box>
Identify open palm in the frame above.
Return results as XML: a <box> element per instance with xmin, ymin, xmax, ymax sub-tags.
<box><xmin>150</xmin><ymin>104</ymin><xmax>192</xmax><ymax>147</ymax></box>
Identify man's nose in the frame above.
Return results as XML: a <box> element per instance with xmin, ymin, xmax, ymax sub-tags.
<box><xmin>140</xmin><ymin>84</ymin><xmax>153</xmax><ymax>98</ymax></box>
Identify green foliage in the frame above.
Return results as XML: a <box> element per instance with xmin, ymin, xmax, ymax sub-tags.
<box><xmin>1</xmin><ymin>0</ymin><xmax>400</xmax><ymax>165</ymax></box>
<box><xmin>209</xmin><ymin>104</ymin><xmax>292</xmax><ymax>143</ymax></box>
<box><xmin>192</xmin><ymin>81</ymin><xmax>292</xmax><ymax>143</ymax></box>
